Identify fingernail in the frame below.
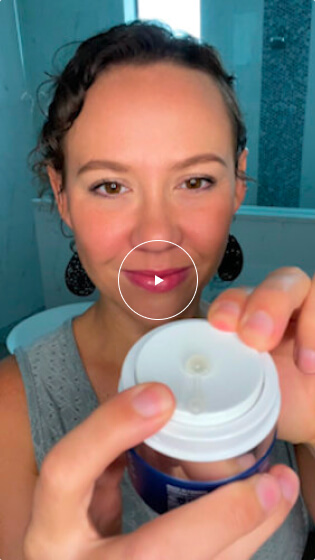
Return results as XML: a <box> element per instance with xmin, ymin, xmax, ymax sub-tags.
<box><xmin>209</xmin><ymin>301</ymin><xmax>241</xmax><ymax>330</ymax></box>
<box><xmin>275</xmin><ymin>471</ymin><xmax>299</xmax><ymax>504</ymax></box>
<box><xmin>296</xmin><ymin>347</ymin><xmax>315</xmax><ymax>374</ymax></box>
<box><xmin>132</xmin><ymin>384</ymin><xmax>174</xmax><ymax>418</ymax></box>
<box><xmin>241</xmin><ymin>311</ymin><xmax>274</xmax><ymax>339</ymax></box>
<box><xmin>255</xmin><ymin>474</ymin><xmax>281</xmax><ymax>512</ymax></box>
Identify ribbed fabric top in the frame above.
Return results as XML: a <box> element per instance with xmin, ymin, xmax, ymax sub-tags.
<box><xmin>14</xmin><ymin>302</ymin><xmax>313</xmax><ymax>556</ymax></box>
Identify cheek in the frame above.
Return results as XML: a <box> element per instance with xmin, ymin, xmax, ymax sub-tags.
<box><xmin>185</xmin><ymin>197</ymin><xmax>233</xmax><ymax>258</ymax></box>
<box><xmin>70</xmin><ymin>203</ymin><xmax>127</xmax><ymax>264</ymax></box>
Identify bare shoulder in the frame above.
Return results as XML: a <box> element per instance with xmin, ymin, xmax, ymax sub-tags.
<box><xmin>0</xmin><ymin>355</ymin><xmax>39</xmax><ymax>557</ymax></box>
<box><xmin>294</xmin><ymin>443</ymin><xmax>315</xmax><ymax>524</ymax></box>
<box><xmin>0</xmin><ymin>354</ymin><xmax>38</xmax><ymax>476</ymax></box>
<box><xmin>0</xmin><ymin>353</ymin><xmax>25</xmax><ymax>394</ymax></box>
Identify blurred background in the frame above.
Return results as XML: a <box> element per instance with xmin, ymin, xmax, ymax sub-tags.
<box><xmin>0</xmin><ymin>0</ymin><xmax>314</xmax><ymax>357</ymax></box>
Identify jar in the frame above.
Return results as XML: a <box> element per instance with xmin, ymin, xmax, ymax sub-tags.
<box><xmin>118</xmin><ymin>319</ymin><xmax>280</xmax><ymax>514</ymax></box>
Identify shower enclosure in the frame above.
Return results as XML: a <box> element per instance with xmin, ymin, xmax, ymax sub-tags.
<box><xmin>201</xmin><ymin>0</ymin><xmax>315</xmax><ymax>209</ymax></box>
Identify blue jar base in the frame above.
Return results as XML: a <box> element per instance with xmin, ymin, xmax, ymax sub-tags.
<box><xmin>127</xmin><ymin>432</ymin><xmax>277</xmax><ymax>514</ymax></box>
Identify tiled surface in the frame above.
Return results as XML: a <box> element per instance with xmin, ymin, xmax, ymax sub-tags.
<box><xmin>258</xmin><ymin>0</ymin><xmax>312</xmax><ymax>207</ymax></box>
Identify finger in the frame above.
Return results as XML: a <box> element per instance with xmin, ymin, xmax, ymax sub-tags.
<box><xmin>106</xmin><ymin>464</ymin><xmax>299</xmax><ymax>560</ymax></box>
<box><xmin>87</xmin><ymin>454</ymin><xmax>126</xmax><ymax>537</ymax></box>
<box><xmin>179</xmin><ymin>454</ymin><xmax>256</xmax><ymax>481</ymax></box>
<box><xmin>207</xmin><ymin>287</ymin><xmax>251</xmax><ymax>330</ymax></box>
<box><xmin>214</xmin><ymin>463</ymin><xmax>300</xmax><ymax>560</ymax></box>
<box><xmin>236</xmin><ymin>267</ymin><xmax>311</xmax><ymax>351</ymax></box>
<box><xmin>294</xmin><ymin>272</ymin><xmax>315</xmax><ymax>373</ymax></box>
<box><xmin>32</xmin><ymin>383</ymin><xmax>175</xmax><ymax>538</ymax></box>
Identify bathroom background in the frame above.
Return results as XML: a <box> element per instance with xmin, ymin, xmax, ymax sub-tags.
<box><xmin>0</xmin><ymin>0</ymin><xmax>314</xmax><ymax>357</ymax></box>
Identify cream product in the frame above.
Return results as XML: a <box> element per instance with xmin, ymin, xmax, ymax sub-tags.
<box><xmin>119</xmin><ymin>319</ymin><xmax>280</xmax><ymax>513</ymax></box>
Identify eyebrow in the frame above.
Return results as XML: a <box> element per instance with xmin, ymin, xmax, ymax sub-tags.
<box><xmin>77</xmin><ymin>153</ymin><xmax>227</xmax><ymax>176</ymax></box>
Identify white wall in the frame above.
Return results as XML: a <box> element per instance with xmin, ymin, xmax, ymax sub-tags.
<box><xmin>201</xmin><ymin>0</ymin><xmax>264</xmax><ymax>205</ymax></box>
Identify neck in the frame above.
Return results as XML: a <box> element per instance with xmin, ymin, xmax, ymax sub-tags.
<box><xmin>88</xmin><ymin>295</ymin><xmax>206</xmax><ymax>365</ymax></box>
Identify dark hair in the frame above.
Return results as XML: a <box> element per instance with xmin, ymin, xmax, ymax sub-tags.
<box><xmin>29</xmin><ymin>20</ymin><xmax>247</xmax><ymax>200</ymax></box>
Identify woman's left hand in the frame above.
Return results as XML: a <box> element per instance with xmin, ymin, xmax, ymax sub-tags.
<box><xmin>207</xmin><ymin>267</ymin><xmax>315</xmax><ymax>447</ymax></box>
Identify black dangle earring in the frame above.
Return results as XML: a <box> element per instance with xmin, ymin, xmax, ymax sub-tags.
<box><xmin>65</xmin><ymin>239</ymin><xmax>96</xmax><ymax>296</ymax></box>
<box><xmin>217</xmin><ymin>234</ymin><xmax>244</xmax><ymax>281</ymax></box>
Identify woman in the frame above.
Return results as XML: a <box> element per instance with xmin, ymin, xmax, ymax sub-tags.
<box><xmin>1</xmin><ymin>20</ymin><xmax>315</xmax><ymax>559</ymax></box>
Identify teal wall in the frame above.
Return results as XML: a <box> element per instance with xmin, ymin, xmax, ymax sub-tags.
<box><xmin>301</xmin><ymin>0</ymin><xmax>315</xmax><ymax>208</ymax></box>
<box><xmin>201</xmin><ymin>0</ymin><xmax>264</xmax><ymax>205</ymax></box>
<box><xmin>1</xmin><ymin>0</ymin><xmax>314</xmax><ymax>340</ymax></box>
<box><xmin>0</xmin><ymin>0</ymin><xmax>43</xmax><ymax>334</ymax></box>
<box><xmin>18</xmin><ymin>0</ymin><xmax>126</xmax><ymax>135</ymax></box>
<box><xmin>201</xmin><ymin>0</ymin><xmax>315</xmax><ymax>209</ymax></box>
<box><xmin>0</xmin><ymin>0</ymin><xmax>127</xmax><ymax>335</ymax></box>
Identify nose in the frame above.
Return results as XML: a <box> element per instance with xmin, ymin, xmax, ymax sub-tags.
<box><xmin>131</xmin><ymin>195</ymin><xmax>182</xmax><ymax>250</ymax></box>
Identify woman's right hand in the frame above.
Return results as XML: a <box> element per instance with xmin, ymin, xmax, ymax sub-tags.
<box><xmin>23</xmin><ymin>382</ymin><xmax>300</xmax><ymax>560</ymax></box>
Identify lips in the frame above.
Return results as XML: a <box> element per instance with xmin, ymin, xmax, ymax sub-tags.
<box><xmin>123</xmin><ymin>267</ymin><xmax>190</xmax><ymax>278</ymax></box>
<box><xmin>122</xmin><ymin>266</ymin><xmax>191</xmax><ymax>293</ymax></box>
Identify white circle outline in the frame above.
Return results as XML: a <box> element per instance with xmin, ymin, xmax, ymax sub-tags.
<box><xmin>118</xmin><ymin>240</ymin><xmax>198</xmax><ymax>320</ymax></box>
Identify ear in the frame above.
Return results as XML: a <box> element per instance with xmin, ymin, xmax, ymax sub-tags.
<box><xmin>46</xmin><ymin>165</ymin><xmax>73</xmax><ymax>230</ymax></box>
<box><xmin>233</xmin><ymin>147</ymin><xmax>248</xmax><ymax>213</ymax></box>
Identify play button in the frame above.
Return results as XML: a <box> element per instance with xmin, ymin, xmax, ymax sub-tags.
<box><xmin>118</xmin><ymin>240</ymin><xmax>198</xmax><ymax>321</ymax></box>
<box><xmin>155</xmin><ymin>275</ymin><xmax>164</xmax><ymax>286</ymax></box>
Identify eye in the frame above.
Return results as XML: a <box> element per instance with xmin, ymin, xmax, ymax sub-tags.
<box><xmin>90</xmin><ymin>181</ymin><xmax>128</xmax><ymax>196</ymax></box>
<box><xmin>180</xmin><ymin>176</ymin><xmax>216</xmax><ymax>191</ymax></box>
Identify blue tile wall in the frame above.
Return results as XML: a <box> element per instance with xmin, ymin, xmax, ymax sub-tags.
<box><xmin>258</xmin><ymin>0</ymin><xmax>312</xmax><ymax>207</ymax></box>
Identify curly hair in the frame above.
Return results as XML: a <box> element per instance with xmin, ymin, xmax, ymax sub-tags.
<box><xmin>28</xmin><ymin>19</ymin><xmax>247</xmax><ymax>204</ymax></box>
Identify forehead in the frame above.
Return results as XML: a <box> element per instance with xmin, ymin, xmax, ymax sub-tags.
<box><xmin>64</xmin><ymin>62</ymin><xmax>234</xmax><ymax>165</ymax></box>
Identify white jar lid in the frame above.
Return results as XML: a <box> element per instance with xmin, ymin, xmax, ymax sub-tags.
<box><xmin>119</xmin><ymin>319</ymin><xmax>280</xmax><ymax>461</ymax></box>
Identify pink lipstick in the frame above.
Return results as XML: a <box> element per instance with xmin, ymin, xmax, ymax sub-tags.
<box><xmin>122</xmin><ymin>267</ymin><xmax>191</xmax><ymax>293</ymax></box>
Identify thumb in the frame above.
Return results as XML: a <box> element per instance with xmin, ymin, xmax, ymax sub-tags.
<box><xmin>31</xmin><ymin>383</ymin><xmax>175</xmax><ymax>536</ymax></box>
<box><xmin>104</xmin><ymin>465</ymin><xmax>300</xmax><ymax>560</ymax></box>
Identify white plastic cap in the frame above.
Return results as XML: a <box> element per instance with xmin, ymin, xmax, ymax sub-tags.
<box><xmin>119</xmin><ymin>319</ymin><xmax>280</xmax><ymax>461</ymax></box>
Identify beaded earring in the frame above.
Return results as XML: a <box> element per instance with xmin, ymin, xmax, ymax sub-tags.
<box><xmin>60</xmin><ymin>219</ymin><xmax>95</xmax><ymax>296</ymax></box>
<box><xmin>65</xmin><ymin>239</ymin><xmax>96</xmax><ymax>296</ymax></box>
<box><xmin>217</xmin><ymin>234</ymin><xmax>244</xmax><ymax>281</ymax></box>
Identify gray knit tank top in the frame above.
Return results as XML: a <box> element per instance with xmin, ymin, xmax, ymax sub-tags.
<box><xmin>14</xmin><ymin>306</ymin><xmax>313</xmax><ymax>558</ymax></box>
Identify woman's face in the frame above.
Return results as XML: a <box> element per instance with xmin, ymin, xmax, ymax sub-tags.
<box><xmin>48</xmin><ymin>62</ymin><xmax>247</xmax><ymax>321</ymax></box>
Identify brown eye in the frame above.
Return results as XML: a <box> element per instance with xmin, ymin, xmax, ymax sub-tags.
<box><xmin>181</xmin><ymin>177</ymin><xmax>215</xmax><ymax>190</ymax></box>
<box><xmin>187</xmin><ymin>178</ymin><xmax>203</xmax><ymax>189</ymax></box>
<box><xmin>91</xmin><ymin>181</ymin><xmax>128</xmax><ymax>196</ymax></box>
<box><xmin>104</xmin><ymin>182</ymin><xmax>121</xmax><ymax>194</ymax></box>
